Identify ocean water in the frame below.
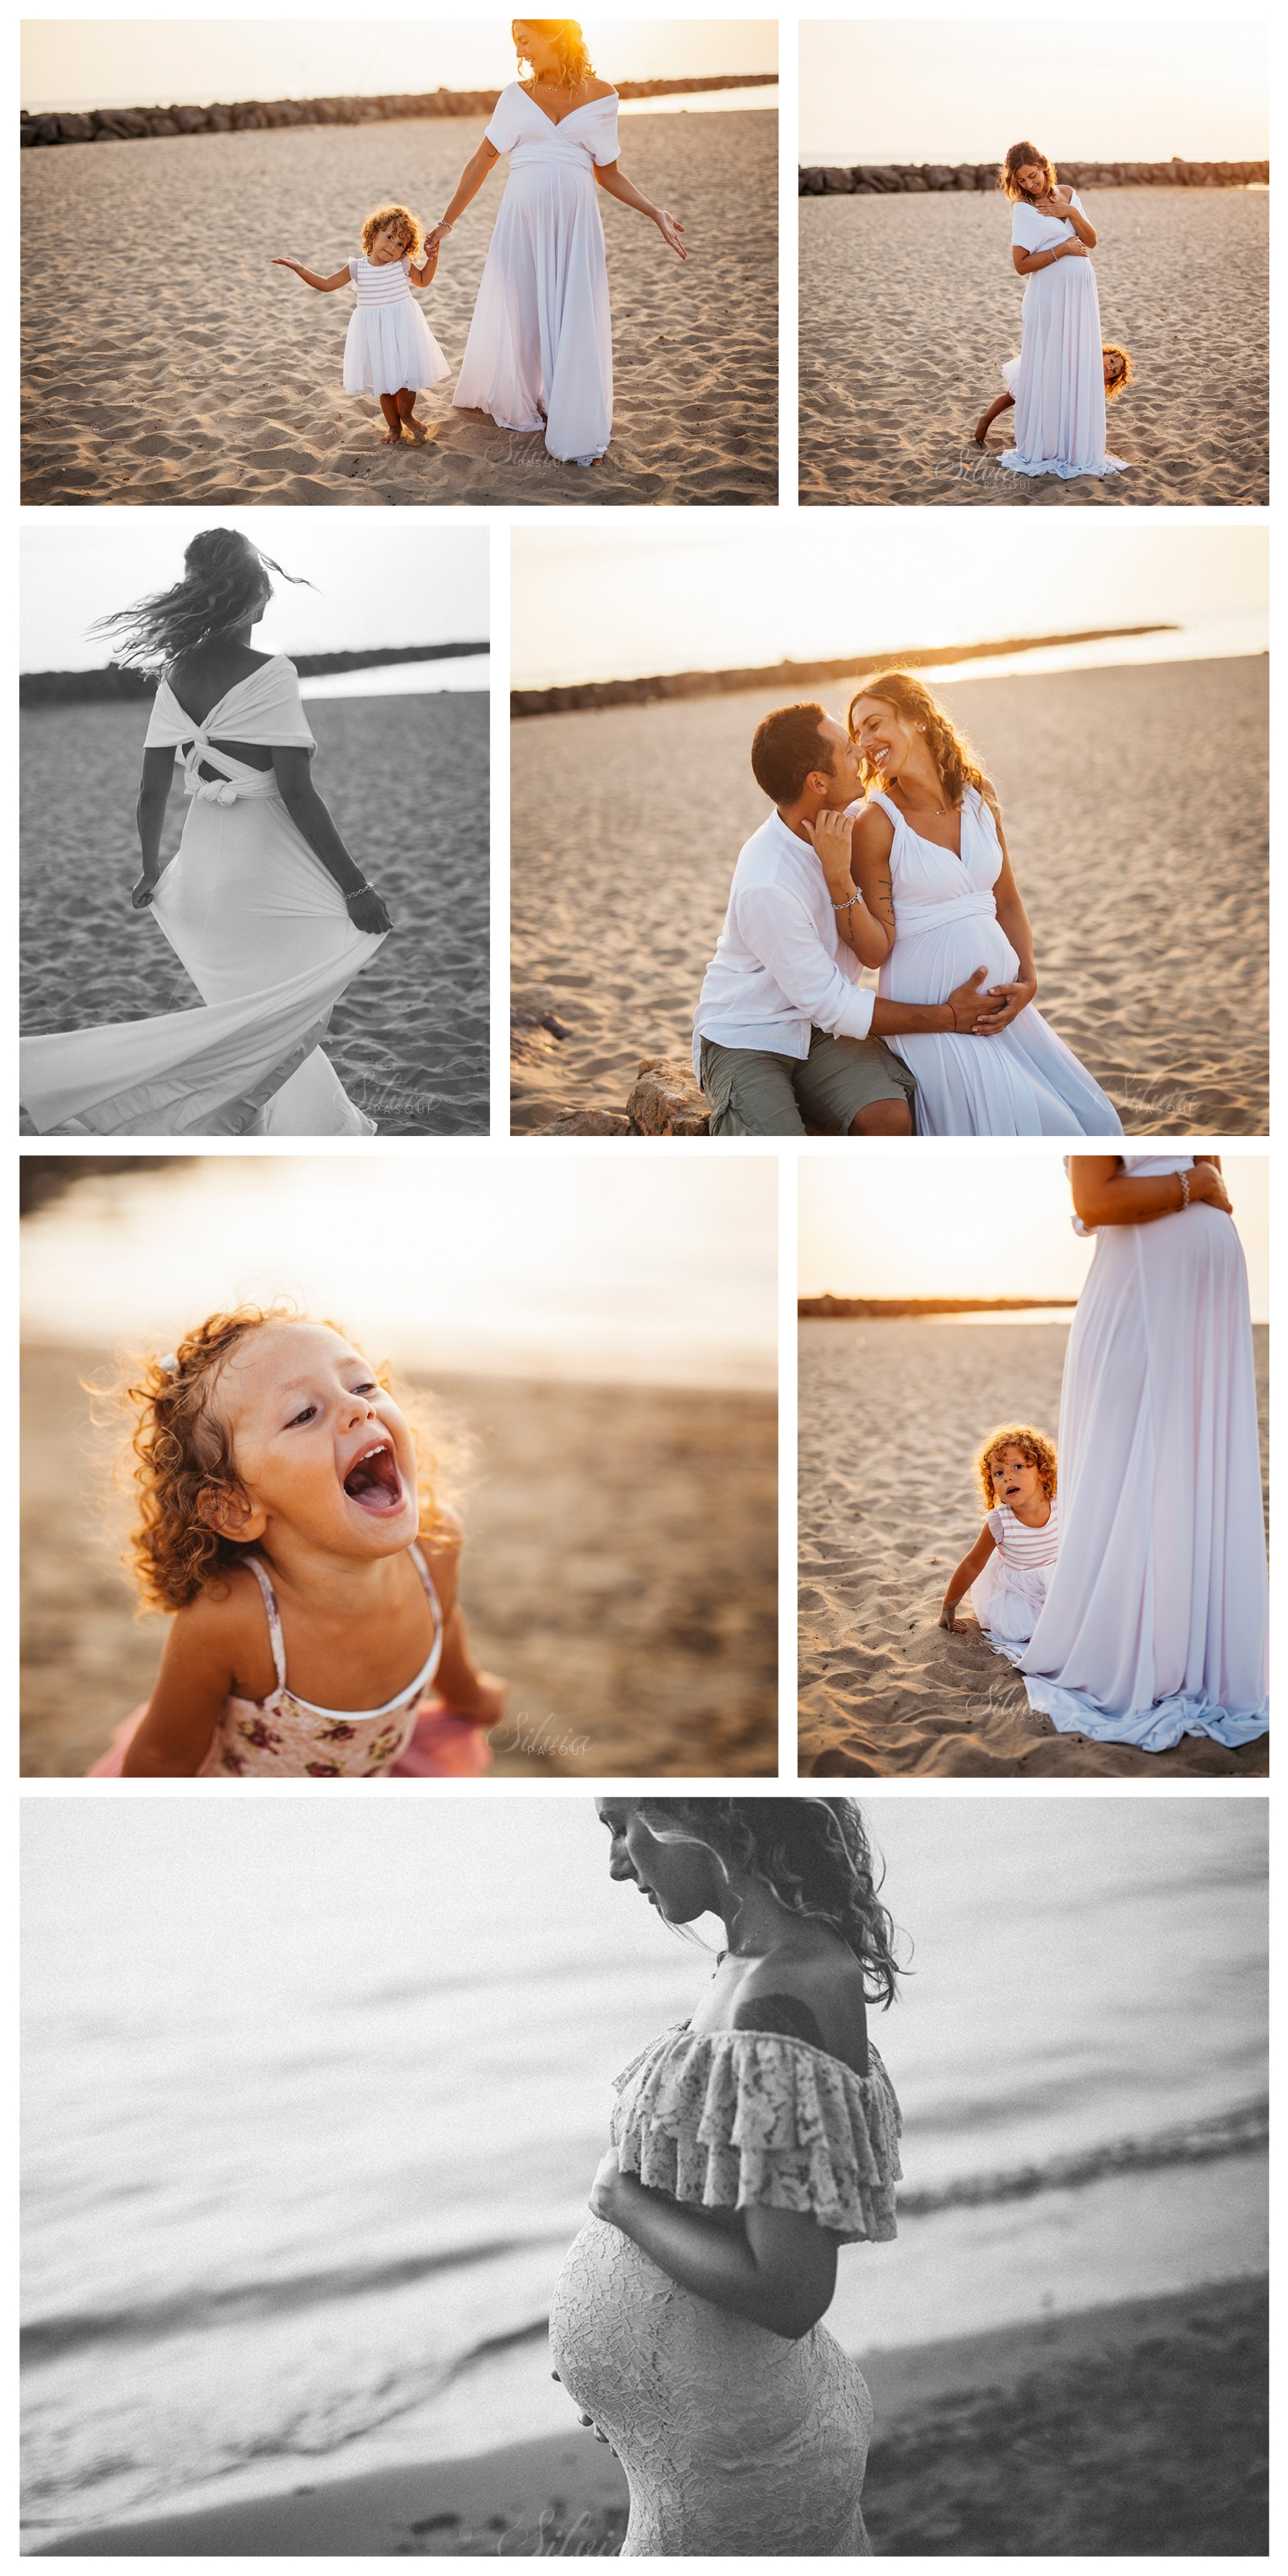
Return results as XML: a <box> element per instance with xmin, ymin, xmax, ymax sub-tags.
<box><xmin>21</xmin><ymin>1797</ymin><xmax>1267</xmax><ymax>2544</ymax></box>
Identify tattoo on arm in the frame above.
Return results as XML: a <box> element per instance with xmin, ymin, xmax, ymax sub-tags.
<box><xmin>732</xmin><ymin>1994</ymin><xmax>829</xmax><ymax>2051</ymax></box>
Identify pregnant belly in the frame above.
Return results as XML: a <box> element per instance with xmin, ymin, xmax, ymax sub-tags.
<box><xmin>549</xmin><ymin>2218</ymin><xmax>873</xmax><ymax>2553</ymax></box>
<box><xmin>882</xmin><ymin>909</ymin><xmax>1019</xmax><ymax>1007</ymax></box>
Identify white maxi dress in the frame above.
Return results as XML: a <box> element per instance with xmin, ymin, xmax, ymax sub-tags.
<box><xmin>1000</xmin><ymin>192</ymin><xmax>1126</xmax><ymax>480</ymax></box>
<box><xmin>1016</xmin><ymin>1157</ymin><xmax>1269</xmax><ymax>1750</ymax></box>
<box><xmin>19</xmin><ymin>657</ymin><xmax>383</xmax><ymax>1137</ymax></box>
<box><xmin>453</xmin><ymin>82</ymin><xmax>618</xmax><ymax>463</ymax></box>
<box><xmin>862</xmin><ymin>788</ymin><xmax>1123</xmax><ymax>1136</ymax></box>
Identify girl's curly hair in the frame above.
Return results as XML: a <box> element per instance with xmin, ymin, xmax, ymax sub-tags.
<box><xmin>848</xmin><ymin>668</ymin><xmax>1003</xmax><ymax>828</ymax></box>
<box><xmin>999</xmin><ymin>141</ymin><xmax>1057</xmax><ymax>204</ymax></box>
<box><xmin>361</xmin><ymin>202</ymin><xmax>424</xmax><ymax>261</ymax></box>
<box><xmin>633</xmin><ymin>1797</ymin><xmax>906</xmax><ymax>2009</ymax></box>
<box><xmin>1103</xmin><ymin>342</ymin><xmax>1134</xmax><ymax>401</ymax></box>
<box><xmin>96</xmin><ymin>1302</ymin><xmax>454</xmax><ymax>1613</ymax></box>
<box><xmin>90</xmin><ymin>527</ymin><xmax>312</xmax><ymax>670</ymax></box>
<box><xmin>975</xmin><ymin>1423</ymin><xmax>1058</xmax><ymax>1512</ymax></box>
<box><xmin>514</xmin><ymin>18</ymin><xmax>596</xmax><ymax>91</ymax></box>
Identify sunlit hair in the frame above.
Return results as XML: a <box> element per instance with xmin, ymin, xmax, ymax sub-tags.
<box><xmin>974</xmin><ymin>1423</ymin><xmax>1058</xmax><ymax>1513</ymax></box>
<box><xmin>361</xmin><ymin>202</ymin><xmax>424</xmax><ymax>261</ymax></box>
<box><xmin>633</xmin><ymin>1797</ymin><xmax>906</xmax><ymax>2009</ymax></box>
<box><xmin>90</xmin><ymin>527</ymin><xmax>311</xmax><ymax>670</ymax></box>
<box><xmin>513</xmin><ymin>17</ymin><xmax>596</xmax><ymax>90</ymax></box>
<box><xmin>847</xmin><ymin>669</ymin><xmax>1002</xmax><ymax>827</ymax></box>
<box><xmin>999</xmin><ymin>142</ymin><xmax>1057</xmax><ymax>204</ymax></box>
<box><xmin>1102</xmin><ymin>342</ymin><xmax>1134</xmax><ymax>401</ymax></box>
<box><xmin>93</xmin><ymin>1303</ymin><xmax>453</xmax><ymax>1613</ymax></box>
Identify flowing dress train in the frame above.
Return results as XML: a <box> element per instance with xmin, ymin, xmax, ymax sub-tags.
<box><xmin>453</xmin><ymin>83</ymin><xmax>618</xmax><ymax>462</ymax></box>
<box><xmin>862</xmin><ymin>788</ymin><xmax>1122</xmax><ymax>1135</ymax></box>
<box><xmin>1001</xmin><ymin>193</ymin><xmax>1126</xmax><ymax>479</ymax></box>
<box><xmin>549</xmin><ymin>2023</ymin><xmax>902</xmax><ymax>2555</ymax></box>
<box><xmin>1014</xmin><ymin>1157</ymin><xmax>1269</xmax><ymax>1748</ymax></box>
<box><xmin>19</xmin><ymin>657</ymin><xmax>383</xmax><ymax>1137</ymax></box>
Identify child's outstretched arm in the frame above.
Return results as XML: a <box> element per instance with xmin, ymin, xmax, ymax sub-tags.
<box><xmin>939</xmin><ymin>1526</ymin><xmax>996</xmax><ymax>1631</ymax></box>
<box><xmin>119</xmin><ymin>1591</ymin><xmax>249</xmax><ymax>1775</ymax></box>
<box><xmin>271</xmin><ymin>257</ymin><xmax>352</xmax><ymax>292</ymax></box>
<box><xmin>422</xmin><ymin>1511</ymin><xmax>507</xmax><ymax>1728</ymax></box>
<box><xmin>408</xmin><ymin>242</ymin><xmax>439</xmax><ymax>287</ymax></box>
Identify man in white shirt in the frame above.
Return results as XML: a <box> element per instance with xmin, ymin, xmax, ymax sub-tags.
<box><xmin>693</xmin><ymin>701</ymin><xmax>999</xmax><ymax>1135</ymax></box>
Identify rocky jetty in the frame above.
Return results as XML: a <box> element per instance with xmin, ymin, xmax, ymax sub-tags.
<box><xmin>21</xmin><ymin>74</ymin><xmax>775</xmax><ymax>146</ymax></box>
<box><xmin>21</xmin><ymin>641</ymin><xmax>487</xmax><ymax>708</ymax></box>
<box><xmin>532</xmin><ymin>1057</ymin><xmax>710</xmax><ymax>1137</ymax></box>
<box><xmin>800</xmin><ymin>156</ymin><xmax>1268</xmax><ymax>194</ymax></box>
<box><xmin>799</xmin><ymin>1294</ymin><xmax>1077</xmax><ymax>1319</ymax></box>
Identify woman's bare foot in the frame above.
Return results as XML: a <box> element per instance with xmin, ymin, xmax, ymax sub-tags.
<box><xmin>973</xmin><ymin>414</ymin><xmax>991</xmax><ymax>446</ymax></box>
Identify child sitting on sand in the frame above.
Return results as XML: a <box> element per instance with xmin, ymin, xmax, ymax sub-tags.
<box><xmin>272</xmin><ymin>202</ymin><xmax>450</xmax><ymax>446</ymax></box>
<box><xmin>939</xmin><ymin>1425</ymin><xmax>1059</xmax><ymax>1647</ymax></box>
<box><xmin>88</xmin><ymin>1305</ymin><xmax>505</xmax><ymax>1777</ymax></box>
<box><xmin>974</xmin><ymin>344</ymin><xmax>1133</xmax><ymax>446</ymax></box>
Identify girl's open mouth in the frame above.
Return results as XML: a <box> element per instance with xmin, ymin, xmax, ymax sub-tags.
<box><xmin>341</xmin><ymin>1440</ymin><xmax>405</xmax><ymax>1515</ymax></box>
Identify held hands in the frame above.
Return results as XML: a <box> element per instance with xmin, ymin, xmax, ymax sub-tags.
<box><xmin>973</xmin><ymin>971</ymin><xmax>1037</xmax><ymax>1034</ymax></box>
<box><xmin>655</xmin><ymin>208</ymin><xmax>687</xmax><ymax>260</ymax></box>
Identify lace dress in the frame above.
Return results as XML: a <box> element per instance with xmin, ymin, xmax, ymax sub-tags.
<box><xmin>549</xmin><ymin>2022</ymin><xmax>902</xmax><ymax>2555</ymax></box>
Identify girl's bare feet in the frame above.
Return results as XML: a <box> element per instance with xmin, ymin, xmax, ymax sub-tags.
<box><xmin>379</xmin><ymin>424</ymin><xmax>404</xmax><ymax>444</ymax></box>
<box><xmin>402</xmin><ymin>416</ymin><xmax>429</xmax><ymax>443</ymax></box>
<box><xmin>379</xmin><ymin>393</ymin><xmax>404</xmax><ymax>444</ymax></box>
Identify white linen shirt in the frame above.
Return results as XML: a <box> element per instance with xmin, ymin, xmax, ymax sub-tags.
<box><xmin>692</xmin><ymin>808</ymin><xmax>876</xmax><ymax>1078</ymax></box>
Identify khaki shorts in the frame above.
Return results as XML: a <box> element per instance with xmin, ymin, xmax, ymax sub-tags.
<box><xmin>699</xmin><ymin>1027</ymin><xmax>916</xmax><ymax>1137</ymax></box>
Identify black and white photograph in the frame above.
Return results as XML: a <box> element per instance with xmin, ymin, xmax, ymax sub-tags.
<box><xmin>21</xmin><ymin>1793</ymin><xmax>1269</xmax><ymax>2555</ymax></box>
<box><xmin>19</xmin><ymin>511</ymin><xmax>490</xmax><ymax>1137</ymax></box>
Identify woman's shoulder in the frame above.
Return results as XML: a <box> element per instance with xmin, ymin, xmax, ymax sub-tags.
<box><xmin>732</xmin><ymin>1948</ymin><xmax>870</xmax><ymax>2071</ymax></box>
<box><xmin>580</xmin><ymin>79</ymin><xmax>618</xmax><ymax>102</ymax></box>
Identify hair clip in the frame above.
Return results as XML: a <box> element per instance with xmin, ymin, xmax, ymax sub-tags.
<box><xmin>158</xmin><ymin>1354</ymin><xmax>178</xmax><ymax>1376</ymax></box>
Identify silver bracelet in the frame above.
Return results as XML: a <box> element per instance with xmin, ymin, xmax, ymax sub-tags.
<box><xmin>1180</xmin><ymin>1170</ymin><xmax>1190</xmax><ymax>1209</ymax></box>
<box><xmin>831</xmin><ymin>889</ymin><xmax>862</xmax><ymax>912</ymax></box>
<box><xmin>345</xmin><ymin>882</ymin><xmax>374</xmax><ymax>902</ymax></box>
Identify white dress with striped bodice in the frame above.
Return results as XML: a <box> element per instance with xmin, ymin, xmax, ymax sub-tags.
<box><xmin>343</xmin><ymin>254</ymin><xmax>450</xmax><ymax>399</ymax></box>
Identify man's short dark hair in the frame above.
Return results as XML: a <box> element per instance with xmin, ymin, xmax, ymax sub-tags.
<box><xmin>750</xmin><ymin>702</ymin><xmax>834</xmax><ymax>806</ymax></box>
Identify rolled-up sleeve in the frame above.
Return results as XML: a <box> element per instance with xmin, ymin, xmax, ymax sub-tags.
<box><xmin>736</xmin><ymin>884</ymin><xmax>875</xmax><ymax>1041</ymax></box>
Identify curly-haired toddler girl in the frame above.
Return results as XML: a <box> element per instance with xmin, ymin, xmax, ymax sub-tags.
<box><xmin>89</xmin><ymin>1306</ymin><xmax>505</xmax><ymax>1777</ymax></box>
<box><xmin>272</xmin><ymin>202</ymin><xmax>450</xmax><ymax>446</ymax></box>
<box><xmin>938</xmin><ymin>1424</ymin><xmax>1059</xmax><ymax>1646</ymax></box>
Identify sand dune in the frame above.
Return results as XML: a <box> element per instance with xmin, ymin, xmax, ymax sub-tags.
<box><xmin>800</xmin><ymin>187</ymin><xmax>1268</xmax><ymax>506</ymax></box>
<box><xmin>798</xmin><ymin>1316</ymin><xmax>1269</xmax><ymax>1777</ymax></box>
<box><xmin>21</xmin><ymin>1347</ymin><xmax>777</xmax><ymax>1779</ymax></box>
<box><xmin>19</xmin><ymin>694</ymin><xmax>489</xmax><ymax>1136</ymax></box>
<box><xmin>511</xmin><ymin>657</ymin><xmax>1267</xmax><ymax>1136</ymax></box>
<box><xmin>21</xmin><ymin>112</ymin><xmax>776</xmax><ymax>507</ymax></box>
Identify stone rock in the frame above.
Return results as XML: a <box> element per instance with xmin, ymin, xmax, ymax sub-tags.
<box><xmin>148</xmin><ymin>116</ymin><xmax>180</xmax><ymax>135</ymax></box>
<box><xmin>820</xmin><ymin>167</ymin><xmax>855</xmax><ymax>192</ymax></box>
<box><xmin>627</xmin><ymin>1058</ymin><xmax>710</xmax><ymax>1136</ymax></box>
<box><xmin>923</xmin><ymin>165</ymin><xmax>956</xmax><ymax>189</ymax></box>
<box><xmin>799</xmin><ymin>165</ymin><xmax>826</xmax><ymax>193</ymax></box>
<box><xmin>56</xmin><ymin>112</ymin><xmax>95</xmax><ymax>141</ymax></box>
<box><xmin>171</xmin><ymin>104</ymin><xmax>209</xmax><ymax>133</ymax></box>
<box><xmin>535</xmin><ymin>1110</ymin><xmax>631</xmax><ymax>1136</ymax></box>
<box><xmin>205</xmin><ymin>107</ymin><xmax>232</xmax><ymax>131</ymax></box>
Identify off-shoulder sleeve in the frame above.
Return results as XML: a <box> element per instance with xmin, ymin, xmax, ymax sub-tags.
<box><xmin>485</xmin><ymin>83</ymin><xmax>528</xmax><ymax>155</ymax></box>
<box><xmin>589</xmin><ymin>94</ymin><xmax>620</xmax><ymax>164</ymax></box>
<box><xmin>1010</xmin><ymin>202</ymin><xmax>1043</xmax><ymax>249</ymax></box>
<box><xmin>611</xmin><ymin>2027</ymin><xmax>902</xmax><ymax>2243</ymax></box>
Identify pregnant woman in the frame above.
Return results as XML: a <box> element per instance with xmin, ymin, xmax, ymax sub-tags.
<box><xmin>19</xmin><ymin>529</ymin><xmax>391</xmax><ymax>1138</ymax></box>
<box><xmin>429</xmin><ymin>19</ymin><xmax>687</xmax><ymax>465</ymax></box>
<box><xmin>996</xmin><ymin>142</ymin><xmax>1126</xmax><ymax>481</ymax></box>
<box><xmin>1016</xmin><ymin>1157</ymin><xmax>1269</xmax><ymax>1751</ymax></box>
<box><xmin>550</xmin><ymin>1798</ymin><xmax>903</xmax><ymax>2555</ymax></box>
<box><xmin>829</xmin><ymin>670</ymin><xmax>1122</xmax><ymax>1134</ymax></box>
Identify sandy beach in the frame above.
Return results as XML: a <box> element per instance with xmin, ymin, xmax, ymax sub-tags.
<box><xmin>21</xmin><ymin>1344</ymin><xmax>777</xmax><ymax>1779</ymax></box>
<box><xmin>798</xmin><ymin>1316</ymin><xmax>1269</xmax><ymax>1777</ymax></box>
<box><xmin>800</xmin><ymin>187</ymin><xmax>1268</xmax><ymax>506</ymax></box>
<box><xmin>511</xmin><ymin>656</ymin><xmax>1267</xmax><ymax>1135</ymax></box>
<box><xmin>34</xmin><ymin>2273</ymin><xmax>1266</xmax><ymax>2555</ymax></box>
<box><xmin>21</xmin><ymin>112</ymin><xmax>776</xmax><ymax>507</ymax></box>
<box><xmin>19</xmin><ymin>692</ymin><xmax>489</xmax><ymax>1136</ymax></box>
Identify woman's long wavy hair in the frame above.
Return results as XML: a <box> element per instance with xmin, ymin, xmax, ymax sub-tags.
<box><xmin>93</xmin><ymin>1302</ymin><xmax>457</xmax><ymax>1613</ymax></box>
<box><xmin>513</xmin><ymin>18</ymin><xmax>596</xmax><ymax>90</ymax></box>
<box><xmin>89</xmin><ymin>527</ymin><xmax>312</xmax><ymax>671</ymax></box>
<box><xmin>634</xmin><ymin>1798</ymin><xmax>906</xmax><ymax>2009</ymax></box>
<box><xmin>999</xmin><ymin>141</ymin><xmax>1057</xmax><ymax>204</ymax></box>
<box><xmin>848</xmin><ymin>668</ymin><xmax>1002</xmax><ymax>827</ymax></box>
